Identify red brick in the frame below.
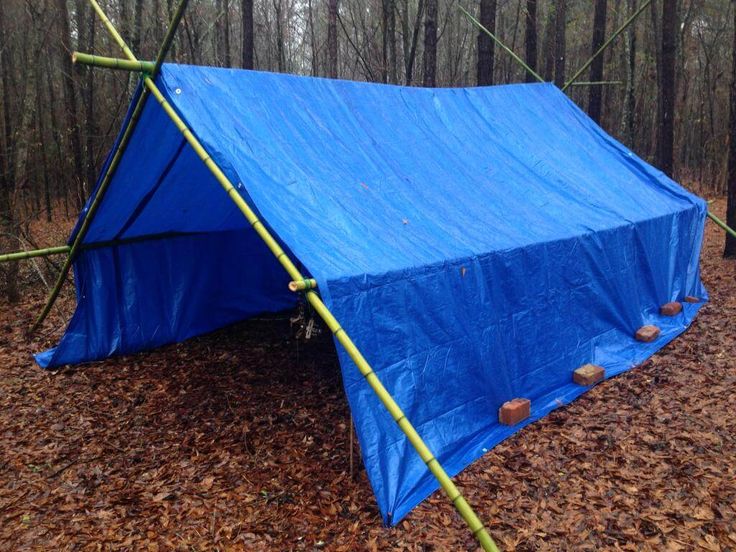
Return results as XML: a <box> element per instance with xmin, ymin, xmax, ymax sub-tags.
<box><xmin>660</xmin><ymin>301</ymin><xmax>683</xmax><ymax>316</ymax></box>
<box><xmin>498</xmin><ymin>398</ymin><xmax>530</xmax><ymax>426</ymax></box>
<box><xmin>573</xmin><ymin>364</ymin><xmax>605</xmax><ymax>386</ymax></box>
<box><xmin>635</xmin><ymin>325</ymin><xmax>661</xmax><ymax>343</ymax></box>
<box><xmin>684</xmin><ymin>296</ymin><xmax>700</xmax><ymax>303</ymax></box>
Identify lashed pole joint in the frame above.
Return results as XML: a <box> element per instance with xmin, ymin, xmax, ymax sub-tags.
<box><xmin>288</xmin><ymin>278</ymin><xmax>318</xmax><ymax>292</ymax></box>
<box><xmin>83</xmin><ymin>1</ymin><xmax>500</xmax><ymax>550</ymax></box>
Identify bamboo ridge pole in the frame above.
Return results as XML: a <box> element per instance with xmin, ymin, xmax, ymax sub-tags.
<box><xmin>86</xmin><ymin>2</ymin><xmax>499</xmax><ymax>549</ymax></box>
<box><xmin>31</xmin><ymin>0</ymin><xmax>190</xmax><ymax>334</ymax></box>
<box><xmin>458</xmin><ymin>5</ymin><xmax>544</xmax><ymax>84</ymax></box>
<box><xmin>72</xmin><ymin>52</ymin><xmax>155</xmax><ymax>73</ymax></box>
<box><xmin>562</xmin><ymin>0</ymin><xmax>652</xmax><ymax>92</ymax></box>
<box><xmin>0</xmin><ymin>246</ymin><xmax>71</xmax><ymax>264</ymax></box>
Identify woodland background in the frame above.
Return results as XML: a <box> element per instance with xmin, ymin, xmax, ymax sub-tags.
<box><xmin>0</xmin><ymin>0</ymin><xmax>735</xmax><ymax>285</ymax></box>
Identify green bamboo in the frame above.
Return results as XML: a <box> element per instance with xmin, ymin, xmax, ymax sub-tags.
<box><xmin>707</xmin><ymin>211</ymin><xmax>736</xmax><ymax>240</ymax></box>
<box><xmin>568</xmin><ymin>81</ymin><xmax>623</xmax><ymax>87</ymax></box>
<box><xmin>0</xmin><ymin>245</ymin><xmax>71</xmax><ymax>264</ymax></box>
<box><xmin>288</xmin><ymin>278</ymin><xmax>318</xmax><ymax>292</ymax></box>
<box><xmin>72</xmin><ymin>51</ymin><xmax>155</xmax><ymax>73</ymax></box>
<box><xmin>459</xmin><ymin>5</ymin><xmax>544</xmax><ymax>84</ymax></box>
<box><xmin>31</xmin><ymin>0</ymin><xmax>189</xmax><ymax>334</ymax></box>
<box><xmin>86</xmin><ymin>2</ymin><xmax>499</xmax><ymax>548</ymax></box>
<box><xmin>562</xmin><ymin>0</ymin><xmax>652</xmax><ymax>92</ymax></box>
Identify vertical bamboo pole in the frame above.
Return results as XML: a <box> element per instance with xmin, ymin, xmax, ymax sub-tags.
<box><xmin>30</xmin><ymin>0</ymin><xmax>190</xmax><ymax>333</ymax></box>
<box><xmin>87</xmin><ymin>2</ymin><xmax>499</xmax><ymax>549</ymax></box>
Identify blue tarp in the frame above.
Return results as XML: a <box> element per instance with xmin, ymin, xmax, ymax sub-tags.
<box><xmin>37</xmin><ymin>66</ymin><xmax>707</xmax><ymax>525</ymax></box>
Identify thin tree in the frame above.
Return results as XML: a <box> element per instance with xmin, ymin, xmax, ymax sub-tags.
<box><xmin>725</xmin><ymin>0</ymin><xmax>736</xmax><ymax>257</ymax></box>
<box><xmin>477</xmin><ymin>0</ymin><xmax>497</xmax><ymax>85</ymax></box>
<box><xmin>423</xmin><ymin>0</ymin><xmax>438</xmax><ymax>86</ymax></box>
<box><xmin>242</xmin><ymin>0</ymin><xmax>254</xmax><ymax>69</ymax></box>
<box><xmin>382</xmin><ymin>0</ymin><xmax>397</xmax><ymax>84</ymax></box>
<box><xmin>622</xmin><ymin>0</ymin><xmax>637</xmax><ymax>145</ymax></box>
<box><xmin>554</xmin><ymin>0</ymin><xmax>567</xmax><ymax>88</ymax></box>
<box><xmin>55</xmin><ymin>0</ymin><xmax>86</xmax><ymax>208</ymax></box>
<box><xmin>588</xmin><ymin>0</ymin><xmax>608</xmax><ymax>123</ymax></box>
<box><xmin>657</xmin><ymin>0</ymin><xmax>677</xmax><ymax>176</ymax></box>
<box><xmin>524</xmin><ymin>0</ymin><xmax>537</xmax><ymax>83</ymax></box>
<box><xmin>327</xmin><ymin>0</ymin><xmax>339</xmax><ymax>78</ymax></box>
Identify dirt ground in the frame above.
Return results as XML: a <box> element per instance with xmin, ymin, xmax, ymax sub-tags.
<box><xmin>0</xmin><ymin>200</ymin><xmax>734</xmax><ymax>551</ymax></box>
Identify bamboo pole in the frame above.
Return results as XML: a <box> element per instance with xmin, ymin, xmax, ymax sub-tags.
<box><xmin>562</xmin><ymin>0</ymin><xmax>652</xmax><ymax>92</ymax></box>
<box><xmin>568</xmin><ymin>81</ymin><xmax>623</xmax><ymax>87</ymax></box>
<box><xmin>458</xmin><ymin>5</ymin><xmax>544</xmax><ymax>84</ymax></box>
<box><xmin>30</xmin><ymin>0</ymin><xmax>190</xmax><ymax>334</ymax></box>
<box><xmin>288</xmin><ymin>278</ymin><xmax>318</xmax><ymax>291</ymax></box>
<box><xmin>72</xmin><ymin>52</ymin><xmax>155</xmax><ymax>73</ymax></box>
<box><xmin>707</xmin><ymin>211</ymin><xmax>736</xmax><ymax>240</ymax></box>
<box><xmin>85</xmin><ymin>2</ymin><xmax>499</xmax><ymax>549</ymax></box>
<box><xmin>0</xmin><ymin>246</ymin><xmax>71</xmax><ymax>264</ymax></box>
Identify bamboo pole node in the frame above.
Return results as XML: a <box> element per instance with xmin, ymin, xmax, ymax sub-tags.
<box><xmin>288</xmin><ymin>278</ymin><xmax>318</xmax><ymax>292</ymax></box>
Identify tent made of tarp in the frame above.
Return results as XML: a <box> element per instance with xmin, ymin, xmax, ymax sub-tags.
<box><xmin>37</xmin><ymin>66</ymin><xmax>707</xmax><ymax>525</ymax></box>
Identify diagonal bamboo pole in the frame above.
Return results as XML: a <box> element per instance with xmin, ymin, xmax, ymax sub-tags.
<box><xmin>87</xmin><ymin>2</ymin><xmax>499</xmax><ymax>550</ymax></box>
<box><xmin>562</xmin><ymin>0</ymin><xmax>652</xmax><ymax>92</ymax></box>
<box><xmin>0</xmin><ymin>246</ymin><xmax>71</xmax><ymax>264</ymax></box>
<box><xmin>458</xmin><ymin>5</ymin><xmax>544</xmax><ymax>84</ymax></box>
<box><xmin>30</xmin><ymin>0</ymin><xmax>190</xmax><ymax>334</ymax></box>
<box><xmin>707</xmin><ymin>211</ymin><xmax>736</xmax><ymax>240</ymax></box>
<box><xmin>72</xmin><ymin>52</ymin><xmax>155</xmax><ymax>73</ymax></box>
<box><xmin>457</xmin><ymin>4</ymin><xmax>544</xmax><ymax>82</ymax></box>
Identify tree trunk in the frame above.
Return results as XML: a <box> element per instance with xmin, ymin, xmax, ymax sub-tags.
<box><xmin>273</xmin><ymin>0</ymin><xmax>285</xmax><ymax>72</ymax></box>
<box><xmin>725</xmin><ymin>0</ymin><xmax>736</xmax><ymax>257</ymax></box>
<box><xmin>223</xmin><ymin>0</ymin><xmax>231</xmax><ymax>67</ymax></box>
<box><xmin>55</xmin><ymin>0</ymin><xmax>86</xmax><ymax>209</ymax></box>
<box><xmin>554</xmin><ymin>0</ymin><xmax>566</xmax><ymax>88</ymax></box>
<box><xmin>524</xmin><ymin>0</ymin><xmax>537</xmax><ymax>83</ymax></box>
<box><xmin>327</xmin><ymin>0</ymin><xmax>339</xmax><ymax>78</ymax></box>
<box><xmin>422</xmin><ymin>0</ymin><xmax>437</xmax><ymax>87</ymax></box>
<box><xmin>402</xmin><ymin>0</ymin><xmax>424</xmax><ymax>86</ymax></box>
<box><xmin>622</xmin><ymin>0</ymin><xmax>637</xmax><ymax>145</ymax></box>
<box><xmin>242</xmin><ymin>0</ymin><xmax>254</xmax><ymax>69</ymax></box>
<box><xmin>0</xmin><ymin>3</ymin><xmax>18</xmax><ymax>302</ymax></box>
<box><xmin>588</xmin><ymin>0</ymin><xmax>608</xmax><ymax>123</ymax></box>
<box><xmin>657</xmin><ymin>0</ymin><xmax>677</xmax><ymax>177</ymax></box>
<box><xmin>382</xmin><ymin>0</ymin><xmax>397</xmax><ymax>84</ymax></box>
<box><xmin>132</xmin><ymin>0</ymin><xmax>144</xmax><ymax>56</ymax></box>
<box><xmin>477</xmin><ymin>0</ymin><xmax>496</xmax><ymax>86</ymax></box>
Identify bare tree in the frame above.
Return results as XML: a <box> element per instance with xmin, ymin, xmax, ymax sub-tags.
<box><xmin>55</xmin><ymin>0</ymin><xmax>86</xmax><ymax>208</ymax></box>
<box><xmin>524</xmin><ymin>0</ymin><xmax>537</xmax><ymax>83</ymax></box>
<box><xmin>423</xmin><ymin>0</ymin><xmax>438</xmax><ymax>86</ymax></box>
<box><xmin>382</xmin><ymin>0</ymin><xmax>398</xmax><ymax>84</ymax></box>
<box><xmin>726</xmin><ymin>0</ymin><xmax>736</xmax><ymax>257</ymax></box>
<box><xmin>588</xmin><ymin>0</ymin><xmax>608</xmax><ymax>123</ymax></box>
<box><xmin>554</xmin><ymin>0</ymin><xmax>567</xmax><ymax>88</ymax></box>
<box><xmin>477</xmin><ymin>0</ymin><xmax>497</xmax><ymax>86</ymax></box>
<box><xmin>657</xmin><ymin>0</ymin><xmax>677</xmax><ymax>176</ymax></box>
<box><xmin>242</xmin><ymin>0</ymin><xmax>254</xmax><ymax>69</ymax></box>
<box><xmin>327</xmin><ymin>0</ymin><xmax>339</xmax><ymax>78</ymax></box>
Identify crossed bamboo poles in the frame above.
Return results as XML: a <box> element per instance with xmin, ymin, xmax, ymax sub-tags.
<box><xmin>459</xmin><ymin>1</ymin><xmax>736</xmax><ymax>238</ymax></box>
<box><xmin>6</xmin><ymin>0</ymin><xmax>502</xmax><ymax>550</ymax></box>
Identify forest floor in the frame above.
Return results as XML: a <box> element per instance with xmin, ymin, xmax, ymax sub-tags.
<box><xmin>0</xmin><ymin>200</ymin><xmax>734</xmax><ymax>551</ymax></box>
